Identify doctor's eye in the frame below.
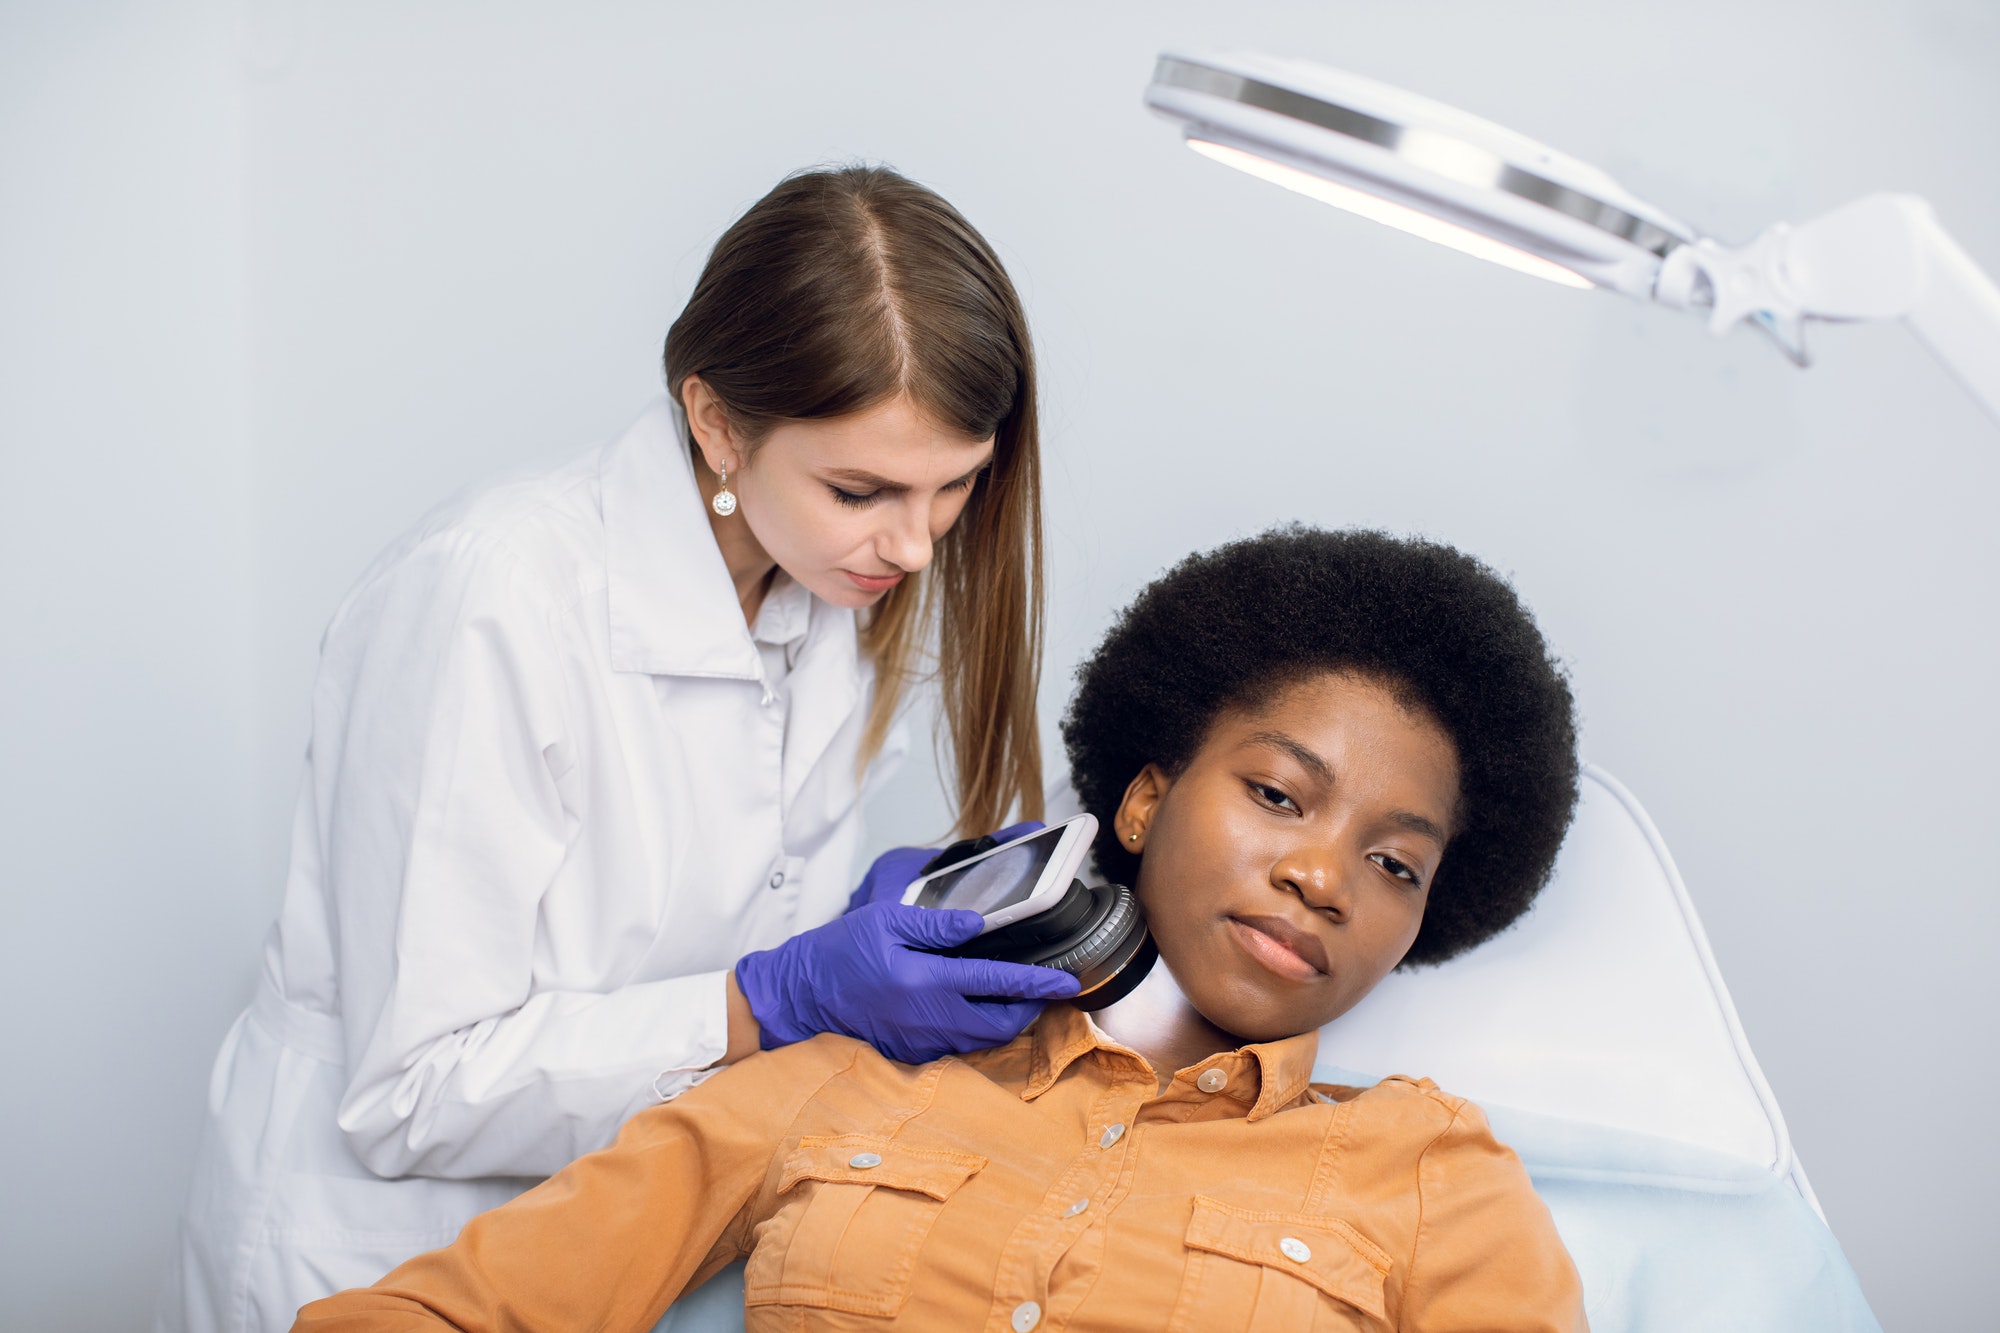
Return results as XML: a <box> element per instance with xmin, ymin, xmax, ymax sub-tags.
<box><xmin>829</xmin><ymin>485</ymin><xmax>882</xmax><ymax>508</ymax></box>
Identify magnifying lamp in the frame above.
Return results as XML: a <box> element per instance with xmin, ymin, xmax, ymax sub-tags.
<box><xmin>1145</xmin><ymin>51</ymin><xmax>2000</xmax><ymax>424</ymax></box>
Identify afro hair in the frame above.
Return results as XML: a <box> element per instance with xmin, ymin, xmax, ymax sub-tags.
<box><xmin>1060</xmin><ymin>526</ymin><xmax>1578</xmax><ymax>967</ymax></box>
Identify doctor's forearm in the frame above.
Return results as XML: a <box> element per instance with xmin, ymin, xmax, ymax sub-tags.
<box><xmin>721</xmin><ymin>970</ymin><xmax>763</xmax><ymax>1064</ymax></box>
<box><xmin>340</xmin><ymin>972</ymin><xmax>739</xmax><ymax>1178</ymax></box>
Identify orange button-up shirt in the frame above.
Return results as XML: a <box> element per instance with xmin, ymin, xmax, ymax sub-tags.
<box><xmin>295</xmin><ymin>1004</ymin><xmax>1585</xmax><ymax>1332</ymax></box>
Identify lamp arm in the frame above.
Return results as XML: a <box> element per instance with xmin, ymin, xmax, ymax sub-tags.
<box><xmin>1655</xmin><ymin>193</ymin><xmax>2000</xmax><ymax>425</ymax></box>
<box><xmin>1903</xmin><ymin>213</ymin><xmax>2000</xmax><ymax>423</ymax></box>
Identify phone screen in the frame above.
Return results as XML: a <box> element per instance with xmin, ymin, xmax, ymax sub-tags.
<box><xmin>912</xmin><ymin>826</ymin><xmax>1065</xmax><ymax>915</ymax></box>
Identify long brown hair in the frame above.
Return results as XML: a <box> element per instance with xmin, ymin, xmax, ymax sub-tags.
<box><xmin>663</xmin><ymin>166</ymin><xmax>1044</xmax><ymax>835</ymax></box>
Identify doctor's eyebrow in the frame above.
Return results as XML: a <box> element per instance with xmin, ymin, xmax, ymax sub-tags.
<box><xmin>822</xmin><ymin>458</ymin><xmax>992</xmax><ymax>493</ymax></box>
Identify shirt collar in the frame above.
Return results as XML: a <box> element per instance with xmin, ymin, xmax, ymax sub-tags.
<box><xmin>1020</xmin><ymin>1003</ymin><xmax>1322</xmax><ymax>1122</ymax></box>
<box><xmin>600</xmin><ymin>396</ymin><xmax>764</xmax><ymax>679</ymax></box>
<box><xmin>751</xmin><ymin>570</ymin><xmax>812</xmax><ymax>650</ymax></box>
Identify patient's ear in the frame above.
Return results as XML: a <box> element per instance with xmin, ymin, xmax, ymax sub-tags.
<box><xmin>1113</xmin><ymin>765</ymin><xmax>1172</xmax><ymax>854</ymax></box>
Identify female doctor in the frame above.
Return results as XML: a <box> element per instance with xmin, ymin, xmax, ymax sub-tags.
<box><xmin>157</xmin><ymin>166</ymin><xmax>1078</xmax><ymax>1333</ymax></box>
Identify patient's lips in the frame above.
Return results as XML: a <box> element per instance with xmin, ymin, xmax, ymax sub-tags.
<box><xmin>1227</xmin><ymin>915</ymin><xmax>1330</xmax><ymax>982</ymax></box>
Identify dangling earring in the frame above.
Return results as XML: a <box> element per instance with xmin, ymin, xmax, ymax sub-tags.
<box><xmin>711</xmin><ymin>463</ymin><xmax>738</xmax><ymax>517</ymax></box>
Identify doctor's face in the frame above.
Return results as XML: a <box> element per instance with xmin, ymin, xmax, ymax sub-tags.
<box><xmin>698</xmin><ymin>387</ymin><xmax>995</xmax><ymax>610</ymax></box>
<box><xmin>1114</xmin><ymin>672</ymin><xmax>1461</xmax><ymax>1043</ymax></box>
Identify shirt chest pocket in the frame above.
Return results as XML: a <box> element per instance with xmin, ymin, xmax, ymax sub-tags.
<box><xmin>744</xmin><ymin>1134</ymin><xmax>987</xmax><ymax>1318</ymax></box>
<box><xmin>1168</xmin><ymin>1197</ymin><xmax>1394</xmax><ymax>1333</ymax></box>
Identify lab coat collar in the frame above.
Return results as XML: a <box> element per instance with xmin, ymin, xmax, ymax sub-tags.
<box><xmin>600</xmin><ymin>397</ymin><xmax>770</xmax><ymax>680</ymax></box>
<box><xmin>778</xmin><ymin>598</ymin><xmax>864</xmax><ymax>811</ymax></box>
<box><xmin>1021</xmin><ymin>1004</ymin><xmax>1322</xmax><ymax>1122</ymax></box>
<box><xmin>601</xmin><ymin>399</ymin><xmax>863</xmax><ymax>808</ymax></box>
<box><xmin>750</xmin><ymin>571</ymin><xmax>812</xmax><ymax>654</ymax></box>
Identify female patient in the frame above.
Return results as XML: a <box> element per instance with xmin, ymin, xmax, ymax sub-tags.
<box><xmin>296</xmin><ymin>527</ymin><xmax>1586</xmax><ymax>1332</ymax></box>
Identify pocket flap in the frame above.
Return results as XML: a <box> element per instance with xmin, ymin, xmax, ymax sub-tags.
<box><xmin>777</xmin><ymin>1135</ymin><xmax>987</xmax><ymax>1201</ymax></box>
<box><xmin>1184</xmin><ymin>1196</ymin><xmax>1391</xmax><ymax>1319</ymax></box>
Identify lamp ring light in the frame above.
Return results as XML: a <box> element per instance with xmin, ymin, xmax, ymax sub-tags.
<box><xmin>1153</xmin><ymin>58</ymin><xmax>1684</xmax><ymax>260</ymax></box>
<box><xmin>1147</xmin><ymin>50</ymin><xmax>2000</xmax><ymax>424</ymax></box>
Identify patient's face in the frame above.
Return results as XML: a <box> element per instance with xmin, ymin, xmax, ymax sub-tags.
<box><xmin>1117</xmin><ymin>672</ymin><xmax>1461</xmax><ymax>1044</ymax></box>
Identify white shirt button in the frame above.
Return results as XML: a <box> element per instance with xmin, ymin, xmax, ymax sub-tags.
<box><xmin>1011</xmin><ymin>1299</ymin><xmax>1042</xmax><ymax>1331</ymax></box>
<box><xmin>768</xmin><ymin>870</ymin><xmax>786</xmax><ymax>890</ymax></box>
<box><xmin>1196</xmin><ymin>1067</ymin><xmax>1229</xmax><ymax>1093</ymax></box>
<box><xmin>1279</xmin><ymin>1236</ymin><xmax>1313</xmax><ymax>1263</ymax></box>
<box><xmin>848</xmin><ymin>1152</ymin><xmax>882</xmax><ymax>1169</ymax></box>
<box><xmin>1063</xmin><ymin>1197</ymin><xmax>1090</xmax><ymax>1218</ymax></box>
<box><xmin>1099</xmin><ymin>1123</ymin><xmax>1125</xmax><ymax>1149</ymax></box>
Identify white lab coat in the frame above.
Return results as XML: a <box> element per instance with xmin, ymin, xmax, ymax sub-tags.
<box><xmin>157</xmin><ymin>399</ymin><xmax>903</xmax><ymax>1332</ymax></box>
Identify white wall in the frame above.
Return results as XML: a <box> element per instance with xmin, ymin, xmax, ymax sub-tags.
<box><xmin>0</xmin><ymin>4</ymin><xmax>254</xmax><ymax>1329</ymax></box>
<box><xmin>3</xmin><ymin>1</ymin><xmax>1995</xmax><ymax>1327</ymax></box>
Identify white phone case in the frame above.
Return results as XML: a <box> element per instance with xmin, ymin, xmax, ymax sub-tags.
<box><xmin>900</xmin><ymin>813</ymin><xmax>1099</xmax><ymax>933</ymax></box>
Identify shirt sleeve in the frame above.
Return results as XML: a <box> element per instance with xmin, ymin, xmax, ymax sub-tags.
<box><xmin>307</xmin><ymin>529</ymin><xmax>729</xmax><ymax>1180</ymax></box>
<box><xmin>1401</xmin><ymin>1098</ymin><xmax>1590</xmax><ymax>1332</ymax></box>
<box><xmin>291</xmin><ymin>1038</ymin><xmax>861</xmax><ymax>1333</ymax></box>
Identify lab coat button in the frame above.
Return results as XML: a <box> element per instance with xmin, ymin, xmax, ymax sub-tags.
<box><xmin>848</xmin><ymin>1152</ymin><xmax>882</xmax><ymax>1169</ymax></box>
<box><xmin>1099</xmin><ymin>1123</ymin><xmax>1125</xmax><ymax>1149</ymax></box>
<box><xmin>769</xmin><ymin>870</ymin><xmax>786</xmax><ymax>889</ymax></box>
<box><xmin>1196</xmin><ymin>1067</ymin><xmax>1229</xmax><ymax>1093</ymax></box>
<box><xmin>1279</xmin><ymin>1235</ymin><xmax>1313</xmax><ymax>1263</ymax></box>
<box><xmin>1011</xmin><ymin>1300</ymin><xmax>1041</xmax><ymax>1331</ymax></box>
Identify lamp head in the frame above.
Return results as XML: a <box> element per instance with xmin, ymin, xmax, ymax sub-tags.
<box><xmin>1144</xmin><ymin>52</ymin><xmax>2000</xmax><ymax>422</ymax></box>
<box><xmin>1144</xmin><ymin>52</ymin><xmax>1694</xmax><ymax>296</ymax></box>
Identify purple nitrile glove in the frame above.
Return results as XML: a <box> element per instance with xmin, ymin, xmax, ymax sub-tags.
<box><xmin>734</xmin><ymin>900</ymin><xmax>1081</xmax><ymax>1063</ymax></box>
<box><xmin>845</xmin><ymin>846</ymin><xmax>936</xmax><ymax>913</ymax></box>
<box><xmin>844</xmin><ymin>820</ymin><xmax>1047</xmax><ymax>913</ymax></box>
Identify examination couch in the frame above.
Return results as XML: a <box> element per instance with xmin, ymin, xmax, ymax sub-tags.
<box><xmin>653</xmin><ymin>765</ymin><xmax>1879</xmax><ymax>1332</ymax></box>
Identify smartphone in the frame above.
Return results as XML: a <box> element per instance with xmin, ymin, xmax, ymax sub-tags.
<box><xmin>900</xmin><ymin>814</ymin><xmax>1099</xmax><ymax>934</ymax></box>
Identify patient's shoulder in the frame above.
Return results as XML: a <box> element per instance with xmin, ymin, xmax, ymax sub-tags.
<box><xmin>1308</xmin><ymin>1074</ymin><xmax>1495</xmax><ymax>1139</ymax></box>
<box><xmin>716</xmin><ymin>1033</ymin><xmax>992</xmax><ymax>1132</ymax></box>
<box><xmin>650</xmin><ymin>1032</ymin><xmax>873</xmax><ymax>1112</ymax></box>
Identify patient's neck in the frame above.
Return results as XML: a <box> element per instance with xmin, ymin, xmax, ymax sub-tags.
<box><xmin>1090</xmin><ymin>964</ymin><xmax>1245</xmax><ymax>1093</ymax></box>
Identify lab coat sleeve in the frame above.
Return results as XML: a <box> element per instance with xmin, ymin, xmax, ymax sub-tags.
<box><xmin>292</xmin><ymin>1038</ymin><xmax>861</xmax><ymax>1333</ymax></box>
<box><xmin>1400</xmin><ymin>1099</ymin><xmax>1589</xmax><ymax>1332</ymax></box>
<box><xmin>316</xmin><ymin>529</ymin><xmax>728</xmax><ymax>1181</ymax></box>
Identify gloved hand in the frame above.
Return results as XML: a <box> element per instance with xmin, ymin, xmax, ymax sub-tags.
<box><xmin>734</xmin><ymin>900</ymin><xmax>1081</xmax><ymax>1063</ymax></box>
<box><xmin>844</xmin><ymin>820</ymin><xmax>1046</xmax><ymax>913</ymax></box>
